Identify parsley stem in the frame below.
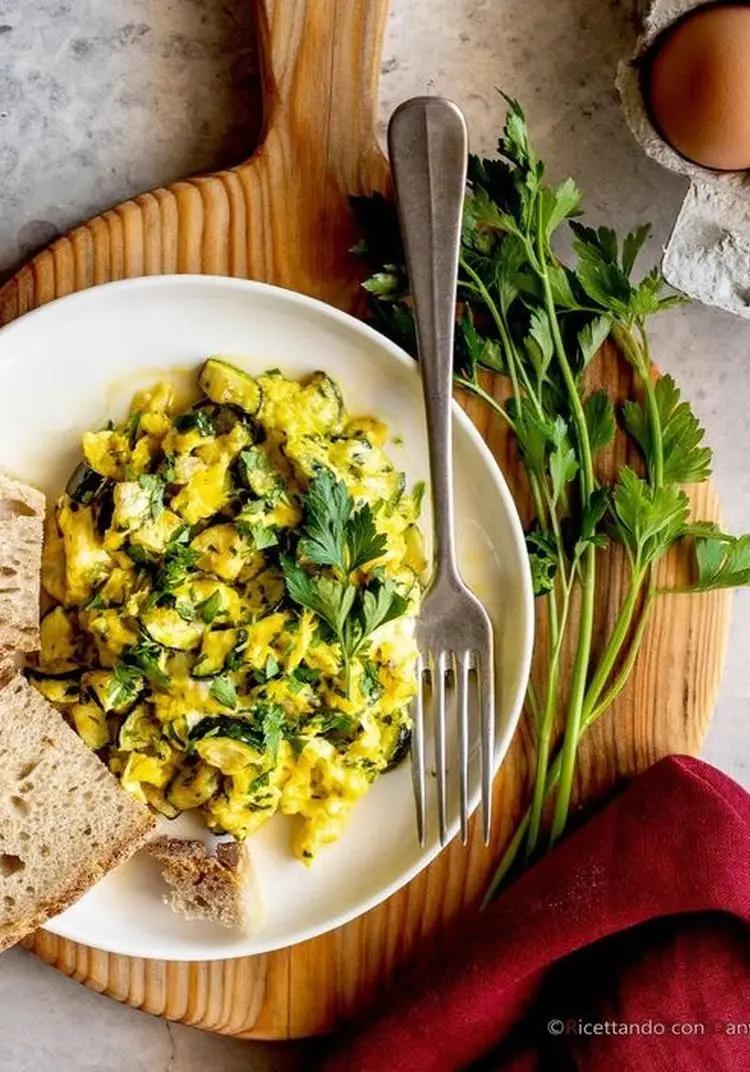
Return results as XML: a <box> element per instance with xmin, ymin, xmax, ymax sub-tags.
<box><xmin>636</xmin><ymin>321</ymin><xmax>665</xmax><ymax>488</ymax></box>
<box><xmin>485</xmin><ymin>582</ymin><xmax>655</xmax><ymax>904</ymax></box>
<box><xmin>579</xmin><ymin>565</ymin><xmax>646</xmax><ymax>719</ymax></box>
<box><xmin>525</xmin><ymin>570</ymin><xmax>574</xmax><ymax>859</ymax></box>
<box><xmin>459</xmin><ymin>258</ymin><xmax>545</xmax><ymax>423</ymax></box>
<box><xmin>535</xmin><ymin>204</ymin><xmax>597</xmax><ymax>848</ymax></box>
<box><xmin>454</xmin><ymin>377</ymin><xmax>516</xmax><ymax>431</ymax></box>
<box><xmin>582</xmin><ymin>579</ymin><xmax>655</xmax><ymax>725</ymax></box>
<box><xmin>526</xmin><ymin>677</ymin><xmax>542</xmax><ymax>729</ymax></box>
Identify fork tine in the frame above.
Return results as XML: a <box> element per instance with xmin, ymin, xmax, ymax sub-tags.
<box><xmin>478</xmin><ymin>650</ymin><xmax>495</xmax><ymax>845</ymax></box>
<box><xmin>457</xmin><ymin>650</ymin><xmax>470</xmax><ymax>844</ymax></box>
<box><xmin>434</xmin><ymin>651</ymin><xmax>449</xmax><ymax>845</ymax></box>
<box><xmin>411</xmin><ymin>652</ymin><xmax>427</xmax><ymax>847</ymax></box>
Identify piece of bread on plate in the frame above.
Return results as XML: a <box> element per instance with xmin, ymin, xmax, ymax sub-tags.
<box><xmin>0</xmin><ymin>674</ymin><xmax>155</xmax><ymax>951</ymax></box>
<box><xmin>148</xmin><ymin>837</ymin><xmax>250</xmax><ymax>930</ymax></box>
<box><xmin>0</xmin><ymin>474</ymin><xmax>45</xmax><ymax>665</ymax></box>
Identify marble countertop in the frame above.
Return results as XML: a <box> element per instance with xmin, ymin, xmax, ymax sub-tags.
<box><xmin>0</xmin><ymin>1</ymin><xmax>747</xmax><ymax>1068</ymax></box>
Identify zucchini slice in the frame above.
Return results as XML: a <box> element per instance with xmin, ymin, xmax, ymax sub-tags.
<box><xmin>235</xmin><ymin>446</ymin><xmax>282</xmax><ymax>499</ymax></box>
<box><xmin>119</xmin><ymin>704</ymin><xmax>162</xmax><ymax>751</ymax></box>
<box><xmin>26</xmin><ymin>671</ymin><xmax>81</xmax><ymax>707</ymax></box>
<box><xmin>166</xmin><ymin>761</ymin><xmax>219</xmax><ymax>810</ymax></box>
<box><xmin>83</xmin><ymin>668</ymin><xmax>143</xmax><ymax>714</ymax></box>
<box><xmin>383</xmin><ymin>724</ymin><xmax>412</xmax><ymax>773</ymax></box>
<box><xmin>66</xmin><ymin>462</ymin><xmax>111</xmax><ymax>506</ymax></box>
<box><xmin>300</xmin><ymin>371</ymin><xmax>345</xmax><ymax>434</ymax></box>
<box><xmin>141</xmin><ymin>606</ymin><xmax>205</xmax><ymax>650</ymax></box>
<box><xmin>199</xmin><ymin>358</ymin><xmax>262</xmax><ymax>416</ymax></box>
<box><xmin>195</xmin><ymin>737</ymin><xmax>259</xmax><ymax>774</ymax></box>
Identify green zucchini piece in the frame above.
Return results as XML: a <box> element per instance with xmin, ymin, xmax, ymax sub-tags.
<box><xmin>119</xmin><ymin>704</ymin><xmax>162</xmax><ymax>751</ymax></box>
<box><xmin>143</xmin><ymin>786</ymin><xmax>180</xmax><ymax>819</ymax></box>
<box><xmin>300</xmin><ymin>371</ymin><xmax>344</xmax><ymax>433</ymax></box>
<box><xmin>83</xmin><ymin>668</ymin><xmax>142</xmax><ymax>715</ymax></box>
<box><xmin>141</xmin><ymin>606</ymin><xmax>205</xmax><ymax>650</ymax></box>
<box><xmin>66</xmin><ymin>462</ymin><xmax>111</xmax><ymax>505</ymax></box>
<box><xmin>199</xmin><ymin>358</ymin><xmax>262</xmax><ymax>416</ymax></box>
<box><xmin>235</xmin><ymin>447</ymin><xmax>282</xmax><ymax>499</ymax></box>
<box><xmin>195</xmin><ymin>737</ymin><xmax>259</xmax><ymax>774</ymax></box>
<box><xmin>166</xmin><ymin>761</ymin><xmax>219</xmax><ymax>810</ymax></box>
<box><xmin>383</xmin><ymin>724</ymin><xmax>412</xmax><ymax>773</ymax></box>
<box><xmin>27</xmin><ymin>673</ymin><xmax>81</xmax><ymax>706</ymax></box>
<box><xmin>189</xmin><ymin>714</ymin><xmax>264</xmax><ymax>751</ymax></box>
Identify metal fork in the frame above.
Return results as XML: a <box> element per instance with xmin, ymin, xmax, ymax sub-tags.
<box><xmin>389</xmin><ymin>97</ymin><xmax>496</xmax><ymax>848</ymax></box>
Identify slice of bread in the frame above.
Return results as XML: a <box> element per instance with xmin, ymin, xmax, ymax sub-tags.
<box><xmin>148</xmin><ymin>837</ymin><xmax>249</xmax><ymax>930</ymax></box>
<box><xmin>0</xmin><ymin>474</ymin><xmax>45</xmax><ymax>662</ymax></box>
<box><xmin>0</xmin><ymin>674</ymin><xmax>155</xmax><ymax>951</ymax></box>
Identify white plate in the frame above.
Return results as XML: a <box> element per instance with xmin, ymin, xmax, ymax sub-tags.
<box><xmin>0</xmin><ymin>276</ymin><xmax>533</xmax><ymax>960</ymax></box>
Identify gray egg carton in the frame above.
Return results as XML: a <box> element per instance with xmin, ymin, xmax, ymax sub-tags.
<box><xmin>617</xmin><ymin>0</ymin><xmax>750</xmax><ymax>317</ymax></box>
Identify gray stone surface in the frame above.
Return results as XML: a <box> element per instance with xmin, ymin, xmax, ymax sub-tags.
<box><xmin>0</xmin><ymin>1</ymin><xmax>747</xmax><ymax>1069</ymax></box>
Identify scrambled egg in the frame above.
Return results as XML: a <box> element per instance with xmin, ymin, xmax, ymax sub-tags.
<box><xmin>33</xmin><ymin>359</ymin><xmax>425</xmax><ymax>861</ymax></box>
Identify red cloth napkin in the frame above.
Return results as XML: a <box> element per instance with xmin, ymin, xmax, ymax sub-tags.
<box><xmin>320</xmin><ymin>756</ymin><xmax>750</xmax><ymax>1072</ymax></box>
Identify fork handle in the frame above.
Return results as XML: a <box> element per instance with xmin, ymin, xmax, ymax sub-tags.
<box><xmin>389</xmin><ymin>98</ymin><xmax>468</xmax><ymax>583</ymax></box>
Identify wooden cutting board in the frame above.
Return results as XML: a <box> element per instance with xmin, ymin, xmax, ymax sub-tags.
<box><xmin>2</xmin><ymin>0</ymin><xmax>731</xmax><ymax>1039</ymax></box>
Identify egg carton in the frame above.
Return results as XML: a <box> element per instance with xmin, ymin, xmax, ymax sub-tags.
<box><xmin>617</xmin><ymin>0</ymin><xmax>750</xmax><ymax>318</ymax></box>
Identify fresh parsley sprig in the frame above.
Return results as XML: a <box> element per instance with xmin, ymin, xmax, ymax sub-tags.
<box><xmin>298</xmin><ymin>469</ymin><xmax>387</xmax><ymax>574</ymax></box>
<box><xmin>353</xmin><ymin>94</ymin><xmax>750</xmax><ymax>897</ymax></box>
<box><xmin>281</xmin><ymin>556</ymin><xmax>406</xmax><ymax>693</ymax></box>
<box><xmin>280</xmin><ymin>470</ymin><xmax>407</xmax><ymax>693</ymax></box>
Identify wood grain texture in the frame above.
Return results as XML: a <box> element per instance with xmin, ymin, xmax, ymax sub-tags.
<box><xmin>5</xmin><ymin>0</ymin><xmax>731</xmax><ymax>1040</ymax></box>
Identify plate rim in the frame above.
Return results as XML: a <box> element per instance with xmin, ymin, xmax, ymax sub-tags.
<box><xmin>0</xmin><ymin>274</ymin><xmax>534</xmax><ymax>959</ymax></box>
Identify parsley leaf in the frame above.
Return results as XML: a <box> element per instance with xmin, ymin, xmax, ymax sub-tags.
<box><xmin>261</xmin><ymin>703</ymin><xmax>286</xmax><ymax>758</ymax></box>
<box><xmin>298</xmin><ymin>470</ymin><xmax>352</xmax><ymax>571</ymax></box>
<box><xmin>525</xmin><ymin>528</ymin><xmax>558</xmax><ymax>596</ymax></box>
<box><xmin>524</xmin><ymin>308</ymin><xmax>553</xmax><ymax>382</ymax></box>
<box><xmin>584</xmin><ymin>389</ymin><xmax>616</xmax><ymax>454</ymax></box>
<box><xmin>175</xmin><ymin>408</ymin><xmax>213</xmax><ymax>436</ymax></box>
<box><xmin>622</xmin><ymin>374</ymin><xmax>712</xmax><ymax>485</ymax></box>
<box><xmin>209</xmin><ymin>674</ymin><xmax>237</xmax><ymax>710</ymax></box>
<box><xmin>156</xmin><ymin>539</ymin><xmax>201</xmax><ymax>591</ymax></box>
<box><xmin>247</xmin><ymin>523</ymin><xmax>278</xmax><ymax>551</ymax></box>
<box><xmin>346</xmin><ymin>502</ymin><xmax>388</xmax><ymax>572</ymax></box>
<box><xmin>281</xmin><ymin>556</ymin><xmax>356</xmax><ymax>637</ymax></box>
<box><xmin>298</xmin><ymin>469</ymin><xmax>387</xmax><ymax>574</ymax></box>
<box><xmin>577</xmin><ymin>315</ymin><xmax>612</xmax><ymax>370</ymax></box>
<box><xmin>548</xmin><ymin>417</ymin><xmax>579</xmax><ymax>504</ymax></box>
<box><xmin>196</xmin><ymin>590</ymin><xmax>222</xmax><ymax>624</ymax></box>
<box><xmin>613</xmin><ymin>467</ymin><xmax>690</xmax><ymax>567</ymax></box>
<box><xmin>137</xmin><ymin>473</ymin><xmax>165</xmax><ymax>519</ymax></box>
<box><xmin>106</xmin><ymin>664</ymin><xmax>144</xmax><ymax>709</ymax></box>
<box><xmin>692</xmin><ymin>534</ymin><xmax>750</xmax><ymax>591</ymax></box>
<box><xmin>357</xmin><ymin>580</ymin><xmax>409</xmax><ymax>638</ymax></box>
<box><xmin>122</xmin><ymin>637</ymin><xmax>171</xmax><ymax>690</ymax></box>
<box><xmin>458</xmin><ymin>307</ymin><xmax>503</xmax><ymax>376</ymax></box>
<box><xmin>539</xmin><ymin>177</ymin><xmax>581</xmax><ymax>240</ymax></box>
<box><xmin>189</xmin><ymin>715</ymin><xmax>262</xmax><ymax>751</ymax></box>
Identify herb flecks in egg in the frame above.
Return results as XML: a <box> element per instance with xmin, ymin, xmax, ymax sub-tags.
<box><xmin>37</xmin><ymin>360</ymin><xmax>425</xmax><ymax>862</ymax></box>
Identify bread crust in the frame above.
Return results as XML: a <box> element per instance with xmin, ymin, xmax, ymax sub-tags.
<box><xmin>0</xmin><ymin>675</ymin><xmax>155</xmax><ymax>951</ymax></box>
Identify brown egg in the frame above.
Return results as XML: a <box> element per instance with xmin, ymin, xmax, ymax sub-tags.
<box><xmin>647</xmin><ymin>4</ymin><xmax>750</xmax><ymax>171</ymax></box>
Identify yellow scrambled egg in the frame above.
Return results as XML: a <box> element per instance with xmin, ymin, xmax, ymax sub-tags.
<box><xmin>33</xmin><ymin>359</ymin><xmax>425</xmax><ymax>861</ymax></box>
